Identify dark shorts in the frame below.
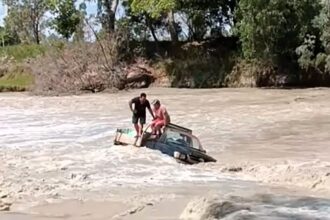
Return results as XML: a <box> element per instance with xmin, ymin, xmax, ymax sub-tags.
<box><xmin>132</xmin><ymin>114</ymin><xmax>146</xmax><ymax>125</ymax></box>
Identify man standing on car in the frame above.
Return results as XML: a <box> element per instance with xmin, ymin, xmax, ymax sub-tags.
<box><xmin>129</xmin><ymin>93</ymin><xmax>155</xmax><ymax>137</ymax></box>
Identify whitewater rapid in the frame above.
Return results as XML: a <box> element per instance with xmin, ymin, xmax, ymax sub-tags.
<box><xmin>1</xmin><ymin>88</ymin><xmax>330</xmax><ymax>218</ymax></box>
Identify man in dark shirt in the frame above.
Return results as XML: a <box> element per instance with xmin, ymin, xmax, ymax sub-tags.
<box><xmin>129</xmin><ymin>93</ymin><xmax>154</xmax><ymax>137</ymax></box>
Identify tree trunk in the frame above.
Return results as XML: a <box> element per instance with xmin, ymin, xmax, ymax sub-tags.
<box><xmin>30</xmin><ymin>2</ymin><xmax>41</xmax><ymax>44</ymax></box>
<box><xmin>112</xmin><ymin>0</ymin><xmax>119</xmax><ymax>20</ymax></box>
<box><xmin>149</xmin><ymin>24</ymin><xmax>158</xmax><ymax>42</ymax></box>
<box><xmin>103</xmin><ymin>0</ymin><xmax>119</xmax><ymax>34</ymax></box>
<box><xmin>103</xmin><ymin>0</ymin><xmax>114</xmax><ymax>32</ymax></box>
<box><xmin>168</xmin><ymin>10</ymin><xmax>178</xmax><ymax>43</ymax></box>
<box><xmin>34</xmin><ymin>23</ymin><xmax>40</xmax><ymax>44</ymax></box>
<box><xmin>146</xmin><ymin>17</ymin><xmax>158</xmax><ymax>42</ymax></box>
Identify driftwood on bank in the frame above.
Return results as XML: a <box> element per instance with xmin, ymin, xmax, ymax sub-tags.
<box><xmin>125</xmin><ymin>65</ymin><xmax>155</xmax><ymax>89</ymax></box>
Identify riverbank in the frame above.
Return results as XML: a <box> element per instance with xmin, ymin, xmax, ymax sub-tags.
<box><xmin>2</xmin><ymin>40</ymin><xmax>330</xmax><ymax>95</ymax></box>
<box><xmin>1</xmin><ymin>88</ymin><xmax>330</xmax><ymax>219</ymax></box>
<box><xmin>2</xmin><ymin>184</ymin><xmax>330</xmax><ymax>220</ymax></box>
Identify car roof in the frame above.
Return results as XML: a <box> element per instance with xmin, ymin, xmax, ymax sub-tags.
<box><xmin>165</xmin><ymin>127</ymin><xmax>199</xmax><ymax>140</ymax></box>
<box><xmin>166</xmin><ymin>123</ymin><xmax>192</xmax><ymax>134</ymax></box>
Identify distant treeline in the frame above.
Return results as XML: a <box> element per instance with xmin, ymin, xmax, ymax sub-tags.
<box><xmin>1</xmin><ymin>0</ymin><xmax>330</xmax><ymax>91</ymax></box>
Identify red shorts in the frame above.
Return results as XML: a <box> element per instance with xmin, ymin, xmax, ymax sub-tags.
<box><xmin>151</xmin><ymin>118</ymin><xmax>165</xmax><ymax>128</ymax></box>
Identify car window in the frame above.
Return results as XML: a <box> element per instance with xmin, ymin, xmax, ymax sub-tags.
<box><xmin>163</xmin><ymin>129</ymin><xmax>201</xmax><ymax>149</ymax></box>
<box><xmin>191</xmin><ymin>137</ymin><xmax>201</xmax><ymax>150</ymax></box>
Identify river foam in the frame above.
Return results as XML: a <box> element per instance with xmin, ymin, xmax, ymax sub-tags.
<box><xmin>1</xmin><ymin>88</ymin><xmax>330</xmax><ymax>218</ymax></box>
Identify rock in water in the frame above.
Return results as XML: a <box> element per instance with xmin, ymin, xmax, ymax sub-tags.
<box><xmin>0</xmin><ymin>200</ymin><xmax>11</xmax><ymax>211</ymax></box>
<box><xmin>222</xmin><ymin>167</ymin><xmax>243</xmax><ymax>173</ymax></box>
<box><xmin>180</xmin><ymin>197</ymin><xmax>250</xmax><ymax>220</ymax></box>
<box><xmin>0</xmin><ymin>194</ymin><xmax>8</xmax><ymax>199</ymax></box>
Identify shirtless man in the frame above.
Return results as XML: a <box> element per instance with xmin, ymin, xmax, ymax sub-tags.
<box><xmin>129</xmin><ymin>93</ymin><xmax>154</xmax><ymax>137</ymax></box>
<box><xmin>151</xmin><ymin>99</ymin><xmax>171</xmax><ymax>136</ymax></box>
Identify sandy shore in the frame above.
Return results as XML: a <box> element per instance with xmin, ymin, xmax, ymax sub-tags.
<box><xmin>1</xmin><ymin>88</ymin><xmax>330</xmax><ymax>219</ymax></box>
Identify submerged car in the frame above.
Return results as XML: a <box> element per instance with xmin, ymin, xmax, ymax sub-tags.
<box><xmin>114</xmin><ymin>123</ymin><xmax>216</xmax><ymax>164</ymax></box>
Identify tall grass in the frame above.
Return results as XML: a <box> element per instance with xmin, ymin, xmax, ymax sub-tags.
<box><xmin>0</xmin><ymin>71</ymin><xmax>34</xmax><ymax>92</ymax></box>
<box><xmin>0</xmin><ymin>44</ymin><xmax>46</xmax><ymax>62</ymax></box>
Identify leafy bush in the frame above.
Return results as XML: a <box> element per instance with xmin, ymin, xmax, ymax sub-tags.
<box><xmin>236</xmin><ymin>0</ymin><xmax>321</xmax><ymax>63</ymax></box>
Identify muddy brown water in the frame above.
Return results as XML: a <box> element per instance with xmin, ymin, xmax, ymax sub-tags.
<box><xmin>1</xmin><ymin>88</ymin><xmax>330</xmax><ymax>219</ymax></box>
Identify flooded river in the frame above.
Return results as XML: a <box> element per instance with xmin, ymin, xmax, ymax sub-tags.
<box><xmin>1</xmin><ymin>88</ymin><xmax>330</xmax><ymax>219</ymax></box>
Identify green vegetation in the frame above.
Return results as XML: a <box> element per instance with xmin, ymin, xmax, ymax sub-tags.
<box><xmin>2</xmin><ymin>0</ymin><xmax>52</xmax><ymax>44</ymax></box>
<box><xmin>52</xmin><ymin>0</ymin><xmax>84</xmax><ymax>40</ymax></box>
<box><xmin>0</xmin><ymin>44</ymin><xmax>46</xmax><ymax>62</ymax></box>
<box><xmin>0</xmin><ymin>71</ymin><xmax>34</xmax><ymax>92</ymax></box>
<box><xmin>1</xmin><ymin>0</ymin><xmax>330</xmax><ymax>94</ymax></box>
<box><xmin>297</xmin><ymin>0</ymin><xmax>330</xmax><ymax>73</ymax></box>
<box><xmin>0</xmin><ymin>44</ymin><xmax>40</xmax><ymax>91</ymax></box>
<box><xmin>131</xmin><ymin>0</ymin><xmax>176</xmax><ymax>19</ymax></box>
<box><xmin>236</xmin><ymin>0</ymin><xmax>321</xmax><ymax>62</ymax></box>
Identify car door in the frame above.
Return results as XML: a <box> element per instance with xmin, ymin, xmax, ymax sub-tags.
<box><xmin>155</xmin><ymin>135</ymin><xmax>175</xmax><ymax>156</ymax></box>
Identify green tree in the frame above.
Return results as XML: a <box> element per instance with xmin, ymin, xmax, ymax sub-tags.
<box><xmin>129</xmin><ymin>0</ymin><xmax>237</xmax><ymax>42</ymax></box>
<box><xmin>0</xmin><ymin>25</ymin><xmax>20</xmax><ymax>47</ymax></box>
<box><xmin>178</xmin><ymin>0</ymin><xmax>237</xmax><ymax>41</ymax></box>
<box><xmin>236</xmin><ymin>0</ymin><xmax>321</xmax><ymax>63</ymax></box>
<box><xmin>119</xmin><ymin>0</ymin><xmax>167</xmax><ymax>42</ymax></box>
<box><xmin>131</xmin><ymin>0</ymin><xmax>176</xmax><ymax>18</ymax></box>
<box><xmin>73</xmin><ymin>3</ymin><xmax>88</xmax><ymax>42</ymax></box>
<box><xmin>92</xmin><ymin>0</ymin><xmax>120</xmax><ymax>34</ymax></box>
<box><xmin>297</xmin><ymin>0</ymin><xmax>330</xmax><ymax>73</ymax></box>
<box><xmin>3</xmin><ymin>0</ymin><xmax>51</xmax><ymax>44</ymax></box>
<box><xmin>52</xmin><ymin>0</ymin><xmax>81</xmax><ymax>40</ymax></box>
<box><xmin>131</xmin><ymin>0</ymin><xmax>178</xmax><ymax>42</ymax></box>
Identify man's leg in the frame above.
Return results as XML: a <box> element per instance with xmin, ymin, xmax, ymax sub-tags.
<box><xmin>151</xmin><ymin>119</ymin><xmax>161</xmax><ymax>135</ymax></box>
<box><xmin>139</xmin><ymin>124</ymin><xmax>143</xmax><ymax>136</ymax></box>
<box><xmin>139</xmin><ymin>116</ymin><xmax>146</xmax><ymax>136</ymax></box>
<box><xmin>150</xmin><ymin>121</ymin><xmax>156</xmax><ymax>135</ymax></box>
<box><xmin>132</xmin><ymin>114</ymin><xmax>139</xmax><ymax>136</ymax></box>
<box><xmin>134</xmin><ymin>124</ymin><xmax>140</xmax><ymax>136</ymax></box>
<box><xmin>155</xmin><ymin>120</ymin><xmax>165</xmax><ymax>137</ymax></box>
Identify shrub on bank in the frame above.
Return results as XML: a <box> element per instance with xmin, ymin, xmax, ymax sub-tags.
<box><xmin>0</xmin><ymin>72</ymin><xmax>34</xmax><ymax>92</ymax></box>
<box><xmin>0</xmin><ymin>57</ymin><xmax>34</xmax><ymax>92</ymax></box>
<box><xmin>0</xmin><ymin>44</ymin><xmax>46</xmax><ymax>62</ymax></box>
<box><xmin>31</xmin><ymin>34</ymin><xmax>129</xmax><ymax>95</ymax></box>
<box><xmin>156</xmin><ymin>40</ymin><xmax>238</xmax><ymax>88</ymax></box>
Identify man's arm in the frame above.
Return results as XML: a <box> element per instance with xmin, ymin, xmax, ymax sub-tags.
<box><xmin>148</xmin><ymin>107</ymin><xmax>155</xmax><ymax>119</ymax></box>
<box><xmin>162</xmin><ymin>109</ymin><xmax>170</xmax><ymax>125</ymax></box>
<box><xmin>147</xmin><ymin>103</ymin><xmax>155</xmax><ymax>119</ymax></box>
